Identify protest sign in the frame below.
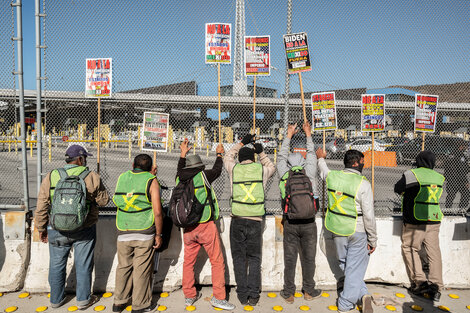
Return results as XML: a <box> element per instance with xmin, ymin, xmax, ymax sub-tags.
<box><xmin>283</xmin><ymin>32</ymin><xmax>311</xmax><ymax>74</ymax></box>
<box><xmin>414</xmin><ymin>94</ymin><xmax>438</xmax><ymax>133</ymax></box>
<box><xmin>244</xmin><ymin>36</ymin><xmax>270</xmax><ymax>76</ymax></box>
<box><xmin>205</xmin><ymin>23</ymin><xmax>231</xmax><ymax>64</ymax></box>
<box><xmin>85</xmin><ymin>58</ymin><xmax>112</xmax><ymax>97</ymax></box>
<box><xmin>311</xmin><ymin>92</ymin><xmax>337</xmax><ymax>131</ymax></box>
<box><xmin>361</xmin><ymin>94</ymin><xmax>385</xmax><ymax>132</ymax></box>
<box><xmin>141</xmin><ymin>112</ymin><xmax>170</xmax><ymax>152</ymax></box>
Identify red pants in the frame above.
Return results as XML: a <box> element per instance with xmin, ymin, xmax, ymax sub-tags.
<box><xmin>182</xmin><ymin>221</ymin><xmax>226</xmax><ymax>300</ymax></box>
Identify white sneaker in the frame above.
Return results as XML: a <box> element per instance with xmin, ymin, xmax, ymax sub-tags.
<box><xmin>210</xmin><ymin>297</ymin><xmax>236</xmax><ymax>310</ymax></box>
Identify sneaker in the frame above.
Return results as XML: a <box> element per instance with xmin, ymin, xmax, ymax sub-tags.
<box><xmin>78</xmin><ymin>295</ymin><xmax>100</xmax><ymax>310</ymax></box>
<box><xmin>428</xmin><ymin>283</ymin><xmax>441</xmax><ymax>302</ymax></box>
<box><xmin>411</xmin><ymin>281</ymin><xmax>430</xmax><ymax>296</ymax></box>
<box><xmin>112</xmin><ymin>303</ymin><xmax>128</xmax><ymax>313</ymax></box>
<box><xmin>304</xmin><ymin>289</ymin><xmax>322</xmax><ymax>301</ymax></box>
<box><xmin>185</xmin><ymin>297</ymin><xmax>197</xmax><ymax>307</ymax></box>
<box><xmin>248</xmin><ymin>297</ymin><xmax>259</xmax><ymax>306</ymax></box>
<box><xmin>210</xmin><ymin>297</ymin><xmax>236</xmax><ymax>310</ymax></box>
<box><xmin>280</xmin><ymin>290</ymin><xmax>294</xmax><ymax>304</ymax></box>
<box><xmin>237</xmin><ymin>294</ymin><xmax>248</xmax><ymax>305</ymax></box>
<box><xmin>51</xmin><ymin>297</ymin><xmax>67</xmax><ymax>309</ymax></box>
<box><xmin>132</xmin><ymin>303</ymin><xmax>157</xmax><ymax>313</ymax></box>
<box><xmin>361</xmin><ymin>294</ymin><xmax>373</xmax><ymax>313</ymax></box>
<box><xmin>338</xmin><ymin>309</ymin><xmax>357</xmax><ymax>313</ymax></box>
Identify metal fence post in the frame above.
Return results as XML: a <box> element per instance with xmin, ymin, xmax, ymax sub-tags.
<box><xmin>282</xmin><ymin>0</ymin><xmax>292</xmax><ymax>131</ymax></box>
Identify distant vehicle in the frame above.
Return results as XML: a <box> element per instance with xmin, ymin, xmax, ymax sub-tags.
<box><xmin>385</xmin><ymin>136</ymin><xmax>467</xmax><ymax>167</ymax></box>
<box><xmin>255</xmin><ymin>135</ymin><xmax>278</xmax><ymax>153</ymax></box>
<box><xmin>346</xmin><ymin>139</ymin><xmax>387</xmax><ymax>152</ymax></box>
<box><xmin>381</xmin><ymin>136</ymin><xmax>410</xmax><ymax>147</ymax></box>
<box><xmin>325</xmin><ymin>137</ymin><xmax>346</xmax><ymax>158</ymax></box>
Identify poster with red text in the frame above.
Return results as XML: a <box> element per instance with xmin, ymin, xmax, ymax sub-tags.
<box><xmin>85</xmin><ymin>58</ymin><xmax>112</xmax><ymax>97</ymax></box>
<box><xmin>414</xmin><ymin>94</ymin><xmax>438</xmax><ymax>133</ymax></box>
<box><xmin>283</xmin><ymin>32</ymin><xmax>311</xmax><ymax>74</ymax></box>
<box><xmin>141</xmin><ymin>112</ymin><xmax>170</xmax><ymax>152</ymax></box>
<box><xmin>361</xmin><ymin>94</ymin><xmax>385</xmax><ymax>132</ymax></box>
<box><xmin>244</xmin><ymin>36</ymin><xmax>270</xmax><ymax>76</ymax></box>
<box><xmin>205</xmin><ymin>23</ymin><xmax>231</xmax><ymax>64</ymax></box>
<box><xmin>311</xmin><ymin>92</ymin><xmax>337</xmax><ymax>131</ymax></box>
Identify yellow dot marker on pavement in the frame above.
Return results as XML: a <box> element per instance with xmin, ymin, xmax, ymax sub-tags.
<box><xmin>449</xmin><ymin>293</ymin><xmax>459</xmax><ymax>299</ymax></box>
<box><xmin>157</xmin><ymin>305</ymin><xmax>167</xmax><ymax>311</ymax></box>
<box><xmin>273</xmin><ymin>305</ymin><xmax>283</xmax><ymax>311</ymax></box>
<box><xmin>438</xmin><ymin>305</ymin><xmax>450</xmax><ymax>312</ymax></box>
<box><xmin>214</xmin><ymin>307</ymin><xmax>223</xmax><ymax>311</ymax></box>
<box><xmin>36</xmin><ymin>306</ymin><xmax>48</xmax><ymax>312</ymax></box>
<box><xmin>0</xmin><ymin>292</ymin><xmax>3</xmax><ymax>297</ymax></box>
<box><xmin>294</xmin><ymin>292</ymin><xmax>302</xmax><ymax>298</ymax></box>
<box><xmin>395</xmin><ymin>293</ymin><xmax>406</xmax><ymax>298</ymax></box>
<box><xmin>467</xmin><ymin>305</ymin><xmax>470</xmax><ymax>310</ymax></box>
<box><xmin>299</xmin><ymin>305</ymin><xmax>310</xmax><ymax>311</ymax></box>
<box><xmin>385</xmin><ymin>305</ymin><xmax>397</xmax><ymax>311</ymax></box>
<box><xmin>267</xmin><ymin>293</ymin><xmax>277</xmax><ymax>298</ymax></box>
<box><xmin>186</xmin><ymin>305</ymin><xmax>196</xmax><ymax>311</ymax></box>
<box><xmin>5</xmin><ymin>307</ymin><xmax>18</xmax><ymax>313</ymax></box>
<box><xmin>94</xmin><ymin>305</ymin><xmax>106</xmax><ymax>312</ymax></box>
<box><xmin>411</xmin><ymin>305</ymin><xmax>423</xmax><ymax>311</ymax></box>
<box><xmin>47</xmin><ymin>293</ymin><xmax>50</xmax><ymax>298</ymax></box>
<box><xmin>328</xmin><ymin>305</ymin><xmax>338</xmax><ymax>311</ymax></box>
<box><xmin>19</xmin><ymin>292</ymin><xmax>30</xmax><ymax>298</ymax></box>
<box><xmin>125</xmin><ymin>305</ymin><xmax>132</xmax><ymax>311</ymax></box>
<box><xmin>68</xmin><ymin>306</ymin><xmax>78</xmax><ymax>312</ymax></box>
<box><xmin>244</xmin><ymin>305</ymin><xmax>254</xmax><ymax>311</ymax></box>
<box><xmin>160</xmin><ymin>292</ymin><xmax>169</xmax><ymax>298</ymax></box>
<box><xmin>102</xmin><ymin>292</ymin><xmax>112</xmax><ymax>298</ymax></box>
<box><xmin>321</xmin><ymin>292</ymin><xmax>330</xmax><ymax>298</ymax></box>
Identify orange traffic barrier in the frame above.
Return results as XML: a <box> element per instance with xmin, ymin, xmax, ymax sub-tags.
<box><xmin>363</xmin><ymin>151</ymin><xmax>397</xmax><ymax>168</ymax></box>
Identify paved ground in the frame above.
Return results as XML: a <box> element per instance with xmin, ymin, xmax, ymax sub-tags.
<box><xmin>0</xmin><ymin>284</ymin><xmax>469</xmax><ymax>313</ymax></box>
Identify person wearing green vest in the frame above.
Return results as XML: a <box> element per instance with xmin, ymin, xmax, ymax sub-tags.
<box><xmin>224</xmin><ymin>134</ymin><xmax>276</xmax><ymax>306</ymax></box>
<box><xmin>35</xmin><ymin>145</ymin><xmax>109</xmax><ymax>310</ymax></box>
<box><xmin>317</xmin><ymin>148</ymin><xmax>377</xmax><ymax>313</ymax></box>
<box><xmin>178</xmin><ymin>139</ymin><xmax>235</xmax><ymax>311</ymax></box>
<box><xmin>277</xmin><ymin>122</ymin><xmax>321</xmax><ymax>304</ymax></box>
<box><xmin>394</xmin><ymin>150</ymin><xmax>445</xmax><ymax>302</ymax></box>
<box><xmin>112</xmin><ymin>154</ymin><xmax>163</xmax><ymax>313</ymax></box>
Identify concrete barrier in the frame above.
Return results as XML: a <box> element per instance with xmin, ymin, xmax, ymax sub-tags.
<box><xmin>23</xmin><ymin>216</ymin><xmax>470</xmax><ymax>292</ymax></box>
<box><xmin>0</xmin><ymin>212</ymin><xmax>30</xmax><ymax>292</ymax></box>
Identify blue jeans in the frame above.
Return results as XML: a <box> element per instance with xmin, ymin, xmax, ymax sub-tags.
<box><xmin>333</xmin><ymin>231</ymin><xmax>370</xmax><ymax>312</ymax></box>
<box><xmin>48</xmin><ymin>225</ymin><xmax>96</xmax><ymax>307</ymax></box>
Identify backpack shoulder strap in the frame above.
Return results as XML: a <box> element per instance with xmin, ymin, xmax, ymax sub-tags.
<box><xmin>57</xmin><ymin>168</ymin><xmax>68</xmax><ymax>180</ymax></box>
<box><xmin>78</xmin><ymin>169</ymin><xmax>90</xmax><ymax>180</ymax></box>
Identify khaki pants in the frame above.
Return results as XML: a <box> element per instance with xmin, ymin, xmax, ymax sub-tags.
<box><xmin>114</xmin><ymin>239</ymin><xmax>155</xmax><ymax>310</ymax></box>
<box><xmin>401</xmin><ymin>223</ymin><xmax>443</xmax><ymax>290</ymax></box>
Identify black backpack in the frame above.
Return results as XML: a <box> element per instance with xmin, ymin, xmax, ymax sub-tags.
<box><xmin>169</xmin><ymin>172</ymin><xmax>208</xmax><ymax>228</ymax></box>
<box><xmin>283</xmin><ymin>168</ymin><xmax>317</xmax><ymax>220</ymax></box>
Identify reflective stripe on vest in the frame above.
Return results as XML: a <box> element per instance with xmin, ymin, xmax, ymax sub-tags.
<box><xmin>279</xmin><ymin>166</ymin><xmax>303</xmax><ymax>200</ymax></box>
<box><xmin>113</xmin><ymin>170</ymin><xmax>156</xmax><ymax>231</ymax></box>
<box><xmin>176</xmin><ymin>172</ymin><xmax>219</xmax><ymax>223</ymax></box>
<box><xmin>325</xmin><ymin>170</ymin><xmax>365</xmax><ymax>236</ymax></box>
<box><xmin>410</xmin><ymin>168</ymin><xmax>445</xmax><ymax>222</ymax></box>
<box><xmin>231</xmin><ymin>163</ymin><xmax>265</xmax><ymax>216</ymax></box>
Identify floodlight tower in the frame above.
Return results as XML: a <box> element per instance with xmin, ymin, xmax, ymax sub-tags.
<box><xmin>233</xmin><ymin>0</ymin><xmax>249</xmax><ymax>96</ymax></box>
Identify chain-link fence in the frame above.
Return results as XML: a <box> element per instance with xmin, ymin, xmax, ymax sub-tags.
<box><xmin>1</xmin><ymin>0</ymin><xmax>469</xmax><ymax>215</ymax></box>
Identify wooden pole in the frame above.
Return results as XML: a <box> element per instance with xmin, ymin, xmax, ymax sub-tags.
<box><xmin>153</xmin><ymin>151</ymin><xmax>157</xmax><ymax>167</ymax></box>
<box><xmin>97</xmin><ymin>97</ymin><xmax>101</xmax><ymax>173</ymax></box>
<box><xmin>217</xmin><ymin>63</ymin><xmax>222</xmax><ymax>144</ymax></box>
<box><xmin>371</xmin><ymin>132</ymin><xmax>375</xmax><ymax>196</ymax></box>
<box><xmin>252</xmin><ymin>76</ymin><xmax>257</xmax><ymax>134</ymax></box>
<box><xmin>421</xmin><ymin>132</ymin><xmax>425</xmax><ymax>151</ymax></box>
<box><xmin>322</xmin><ymin>130</ymin><xmax>326</xmax><ymax>216</ymax></box>
<box><xmin>298</xmin><ymin>72</ymin><xmax>307</xmax><ymax>124</ymax></box>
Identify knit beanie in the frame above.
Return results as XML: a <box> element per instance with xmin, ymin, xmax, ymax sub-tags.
<box><xmin>238</xmin><ymin>147</ymin><xmax>255</xmax><ymax>162</ymax></box>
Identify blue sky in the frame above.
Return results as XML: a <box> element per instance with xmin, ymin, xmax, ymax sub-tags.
<box><xmin>8</xmin><ymin>0</ymin><xmax>470</xmax><ymax>95</ymax></box>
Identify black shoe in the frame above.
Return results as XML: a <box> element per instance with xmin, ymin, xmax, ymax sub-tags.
<box><xmin>428</xmin><ymin>283</ymin><xmax>441</xmax><ymax>302</ymax></box>
<box><xmin>248</xmin><ymin>297</ymin><xmax>259</xmax><ymax>306</ymax></box>
<box><xmin>131</xmin><ymin>303</ymin><xmax>157</xmax><ymax>313</ymax></box>
<box><xmin>112</xmin><ymin>303</ymin><xmax>128</xmax><ymax>313</ymax></box>
<box><xmin>411</xmin><ymin>281</ymin><xmax>430</xmax><ymax>296</ymax></box>
<box><xmin>237</xmin><ymin>294</ymin><xmax>248</xmax><ymax>305</ymax></box>
<box><xmin>304</xmin><ymin>289</ymin><xmax>322</xmax><ymax>301</ymax></box>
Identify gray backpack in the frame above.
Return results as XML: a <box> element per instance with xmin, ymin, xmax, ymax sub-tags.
<box><xmin>50</xmin><ymin>168</ymin><xmax>90</xmax><ymax>232</ymax></box>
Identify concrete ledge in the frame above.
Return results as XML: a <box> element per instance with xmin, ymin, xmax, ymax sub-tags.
<box><xmin>23</xmin><ymin>216</ymin><xmax>470</xmax><ymax>292</ymax></box>
<box><xmin>0</xmin><ymin>212</ymin><xmax>30</xmax><ymax>292</ymax></box>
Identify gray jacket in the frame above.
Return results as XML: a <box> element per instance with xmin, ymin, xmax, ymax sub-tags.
<box><xmin>277</xmin><ymin>136</ymin><xmax>318</xmax><ymax>196</ymax></box>
<box><xmin>318</xmin><ymin>158</ymin><xmax>378</xmax><ymax>248</ymax></box>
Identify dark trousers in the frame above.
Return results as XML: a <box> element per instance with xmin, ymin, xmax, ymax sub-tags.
<box><xmin>282</xmin><ymin>219</ymin><xmax>317</xmax><ymax>296</ymax></box>
<box><xmin>230</xmin><ymin>218</ymin><xmax>262</xmax><ymax>301</ymax></box>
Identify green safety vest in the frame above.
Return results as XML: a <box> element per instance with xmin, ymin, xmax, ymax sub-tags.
<box><xmin>325</xmin><ymin>170</ymin><xmax>365</xmax><ymax>236</ymax></box>
<box><xmin>176</xmin><ymin>172</ymin><xmax>220</xmax><ymax>223</ymax></box>
<box><xmin>50</xmin><ymin>166</ymin><xmax>91</xmax><ymax>208</ymax></box>
<box><xmin>113</xmin><ymin>170</ymin><xmax>156</xmax><ymax>231</ymax></box>
<box><xmin>279</xmin><ymin>166</ymin><xmax>303</xmax><ymax>200</ymax></box>
<box><xmin>231</xmin><ymin>163</ymin><xmax>265</xmax><ymax>216</ymax></box>
<box><xmin>410</xmin><ymin>168</ymin><xmax>445</xmax><ymax>222</ymax></box>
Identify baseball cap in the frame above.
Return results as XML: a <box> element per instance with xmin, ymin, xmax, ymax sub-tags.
<box><xmin>65</xmin><ymin>145</ymin><xmax>93</xmax><ymax>158</ymax></box>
